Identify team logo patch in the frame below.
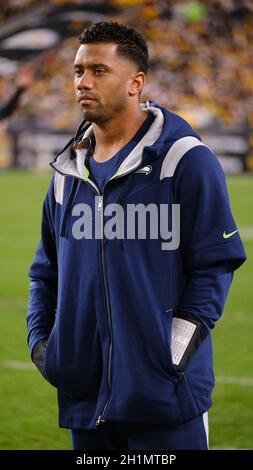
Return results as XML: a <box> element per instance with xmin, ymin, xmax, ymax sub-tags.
<box><xmin>135</xmin><ymin>165</ymin><xmax>152</xmax><ymax>175</ymax></box>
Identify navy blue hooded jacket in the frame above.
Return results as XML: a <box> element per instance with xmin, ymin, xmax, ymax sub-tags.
<box><xmin>27</xmin><ymin>102</ymin><xmax>246</xmax><ymax>430</ymax></box>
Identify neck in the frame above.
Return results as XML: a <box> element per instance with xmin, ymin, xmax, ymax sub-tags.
<box><xmin>91</xmin><ymin>103</ymin><xmax>147</xmax><ymax>162</ymax></box>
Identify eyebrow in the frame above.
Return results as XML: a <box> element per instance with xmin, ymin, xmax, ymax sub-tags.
<box><xmin>73</xmin><ymin>63</ymin><xmax>111</xmax><ymax>70</ymax></box>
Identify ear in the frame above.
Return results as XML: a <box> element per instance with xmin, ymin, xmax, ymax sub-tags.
<box><xmin>128</xmin><ymin>71</ymin><xmax>145</xmax><ymax>96</ymax></box>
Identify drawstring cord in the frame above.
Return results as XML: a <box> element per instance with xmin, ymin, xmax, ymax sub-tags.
<box><xmin>75</xmin><ymin>118</ymin><xmax>89</xmax><ymax>142</ymax></box>
<box><xmin>69</xmin><ymin>118</ymin><xmax>90</xmax><ymax>160</ymax></box>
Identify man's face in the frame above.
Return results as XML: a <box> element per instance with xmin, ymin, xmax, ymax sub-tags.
<box><xmin>74</xmin><ymin>42</ymin><xmax>139</xmax><ymax>124</ymax></box>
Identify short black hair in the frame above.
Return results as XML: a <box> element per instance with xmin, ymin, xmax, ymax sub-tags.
<box><xmin>78</xmin><ymin>21</ymin><xmax>149</xmax><ymax>74</ymax></box>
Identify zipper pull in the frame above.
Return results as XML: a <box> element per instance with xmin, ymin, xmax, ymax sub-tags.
<box><xmin>96</xmin><ymin>415</ymin><xmax>106</xmax><ymax>427</ymax></box>
<box><xmin>96</xmin><ymin>415</ymin><xmax>102</xmax><ymax>427</ymax></box>
<box><xmin>97</xmin><ymin>195</ymin><xmax>103</xmax><ymax>211</ymax></box>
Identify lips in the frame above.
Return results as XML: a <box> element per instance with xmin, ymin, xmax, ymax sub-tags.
<box><xmin>77</xmin><ymin>95</ymin><xmax>95</xmax><ymax>103</ymax></box>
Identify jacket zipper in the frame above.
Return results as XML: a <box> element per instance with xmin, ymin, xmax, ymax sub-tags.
<box><xmin>84</xmin><ymin>188</ymin><xmax>113</xmax><ymax>426</ymax></box>
<box><xmin>95</xmin><ymin>194</ymin><xmax>113</xmax><ymax>427</ymax></box>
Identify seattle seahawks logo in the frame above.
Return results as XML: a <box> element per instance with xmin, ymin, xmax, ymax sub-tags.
<box><xmin>135</xmin><ymin>165</ymin><xmax>152</xmax><ymax>175</ymax></box>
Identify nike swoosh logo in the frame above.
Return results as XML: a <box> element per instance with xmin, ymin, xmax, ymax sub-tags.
<box><xmin>223</xmin><ymin>230</ymin><xmax>238</xmax><ymax>239</ymax></box>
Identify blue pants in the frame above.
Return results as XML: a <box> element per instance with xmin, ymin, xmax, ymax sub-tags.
<box><xmin>70</xmin><ymin>414</ymin><xmax>208</xmax><ymax>450</ymax></box>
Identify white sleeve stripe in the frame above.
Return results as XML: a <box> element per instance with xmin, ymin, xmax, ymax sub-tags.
<box><xmin>160</xmin><ymin>136</ymin><xmax>211</xmax><ymax>179</ymax></box>
<box><xmin>54</xmin><ymin>173</ymin><xmax>65</xmax><ymax>205</ymax></box>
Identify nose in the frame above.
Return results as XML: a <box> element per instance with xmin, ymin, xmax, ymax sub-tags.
<box><xmin>76</xmin><ymin>71</ymin><xmax>93</xmax><ymax>90</ymax></box>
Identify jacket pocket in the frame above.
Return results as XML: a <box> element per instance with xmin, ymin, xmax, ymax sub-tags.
<box><xmin>176</xmin><ymin>373</ymin><xmax>200</xmax><ymax>421</ymax></box>
<box><xmin>44</xmin><ymin>320</ymin><xmax>103</xmax><ymax>397</ymax></box>
<box><xmin>161</xmin><ymin>308</ymin><xmax>200</xmax><ymax>421</ymax></box>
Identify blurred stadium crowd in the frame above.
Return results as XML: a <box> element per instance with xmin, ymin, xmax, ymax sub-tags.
<box><xmin>0</xmin><ymin>0</ymin><xmax>253</xmax><ymax>168</ymax></box>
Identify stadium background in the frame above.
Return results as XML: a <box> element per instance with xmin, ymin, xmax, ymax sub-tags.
<box><xmin>0</xmin><ymin>0</ymin><xmax>252</xmax><ymax>450</ymax></box>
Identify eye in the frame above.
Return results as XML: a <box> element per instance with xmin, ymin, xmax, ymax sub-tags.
<box><xmin>94</xmin><ymin>68</ymin><xmax>105</xmax><ymax>76</ymax></box>
<box><xmin>74</xmin><ymin>69</ymin><xmax>83</xmax><ymax>77</ymax></box>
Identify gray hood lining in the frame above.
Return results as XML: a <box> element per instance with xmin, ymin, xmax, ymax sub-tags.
<box><xmin>51</xmin><ymin>102</ymin><xmax>164</xmax><ymax>180</ymax></box>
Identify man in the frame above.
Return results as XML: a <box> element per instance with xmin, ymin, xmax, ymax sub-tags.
<box><xmin>27</xmin><ymin>21</ymin><xmax>246</xmax><ymax>450</ymax></box>
<box><xmin>0</xmin><ymin>63</ymin><xmax>34</xmax><ymax>167</ymax></box>
<box><xmin>0</xmin><ymin>63</ymin><xmax>34</xmax><ymax>120</ymax></box>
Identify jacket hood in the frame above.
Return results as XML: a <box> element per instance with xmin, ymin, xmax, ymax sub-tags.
<box><xmin>50</xmin><ymin>101</ymin><xmax>202</xmax><ymax>238</ymax></box>
<box><xmin>50</xmin><ymin>101</ymin><xmax>201</xmax><ymax>184</ymax></box>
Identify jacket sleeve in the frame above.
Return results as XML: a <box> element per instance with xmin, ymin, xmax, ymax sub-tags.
<box><xmin>26</xmin><ymin>176</ymin><xmax>57</xmax><ymax>355</ymax></box>
<box><xmin>173</xmin><ymin>145</ymin><xmax>246</xmax><ymax>334</ymax></box>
